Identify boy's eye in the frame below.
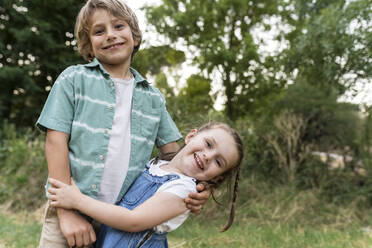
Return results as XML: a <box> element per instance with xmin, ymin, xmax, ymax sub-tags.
<box><xmin>94</xmin><ymin>29</ymin><xmax>104</xmax><ymax>35</ymax></box>
<box><xmin>115</xmin><ymin>24</ymin><xmax>124</xmax><ymax>29</ymax></box>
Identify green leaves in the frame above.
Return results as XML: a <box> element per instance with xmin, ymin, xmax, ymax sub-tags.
<box><xmin>0</xmin><ymin>0</ymin><xmax>83</xmax><ymax>127</ymax></box>
<box><xmin>145</xmin><ymin>0</ymin><xmax>281</xmax><ymax>120</ymax></box>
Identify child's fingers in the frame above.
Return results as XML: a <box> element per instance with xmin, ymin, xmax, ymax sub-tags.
<box><xmin>48</xmin><ymin>194</ymin><xmax>57</xmax><ymax>202</ymax></box>
<box><xmin>48</xmin><ymin>178</ymin><xmax>65</xmax><ymax>188</ymax></box>
<box><xmin>188</xmin><ymin>190</ymin><xmax>210</xmax><ymax>201</ymax></box>
<box><xmin>90</xmin><ymin>229</ymin><xmax>97</xmax><ymax>243</ymax></box>
<box><xmin>71</xmin><ymin>177</ymin><xmax>76</xmax><ymax>186</ymax></box>
<box><xmin>195</xmin><ymin>181</ymin><xmax>210</xmax><ymax>192</ymax></box>
<box><xmin>48</xmin><ymin>187</ymin><xmax>57</xmax><ymax>194</ymax></box>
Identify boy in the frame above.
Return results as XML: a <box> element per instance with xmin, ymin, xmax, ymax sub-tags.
<box><xmin>37</xmin><ymin>0</ymin><xmax>209</xmax><ymax>247</ymax></box>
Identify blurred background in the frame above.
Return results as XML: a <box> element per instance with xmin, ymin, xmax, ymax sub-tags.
<box><xmin>0</xmin><ymin>0</ymin><xmax>371</xmax><ymax>247</ymax></box>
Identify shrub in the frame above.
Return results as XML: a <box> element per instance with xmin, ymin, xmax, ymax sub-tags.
<box><xmin>0</xmin><ymin>122</ymin><xmax>47</xmax><ymax>211</ymax></box>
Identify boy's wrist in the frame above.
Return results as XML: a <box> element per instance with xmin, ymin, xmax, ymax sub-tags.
<box><xmin>56</xmin><ymin>207</ymin><xmax>75</xmax><ymax>219</ymax></box>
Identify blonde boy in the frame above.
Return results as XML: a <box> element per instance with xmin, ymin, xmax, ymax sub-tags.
<box><xmin>37</xmin><ymin>0</ymin><xmax>209</xmax><ymax>247</ymax></box>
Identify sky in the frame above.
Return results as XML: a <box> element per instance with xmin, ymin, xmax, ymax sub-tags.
<box><xmin>125</xmin><ymin>0</ymin><xmax>372</xmax><ymax>110</ymax></box>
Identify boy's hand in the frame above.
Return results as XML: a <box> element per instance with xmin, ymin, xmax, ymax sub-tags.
<box><xmin>57</xmin><ymin>209</ymin><xmax>96</xmax><ymax>247</ymax></box>
<box><xmin>184</xmin><ymin>182</ymin><xmax>211</xmax><ymax>214</ymax></box>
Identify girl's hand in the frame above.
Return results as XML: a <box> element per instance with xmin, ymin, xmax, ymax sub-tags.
<box><xmin>48</xmin><ymin>178</ymin><xmax>81</xmax><ymax>209</ymax></box>
<box><xmin>184</xmin><ymin>182</ymin><xmax>211</xmax><ymax>214</ymax></box>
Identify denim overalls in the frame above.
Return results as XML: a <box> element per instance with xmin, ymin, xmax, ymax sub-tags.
<box><xmin>96</xmin><ymin>163</ymin><xmax>180</xmax><ymax>248</ymax></box>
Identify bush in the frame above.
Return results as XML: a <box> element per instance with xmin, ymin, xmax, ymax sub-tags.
<box><xmin>0</xmin><ymin>122</ymin><xmax>47</xmax><ymax>211</ymax></box>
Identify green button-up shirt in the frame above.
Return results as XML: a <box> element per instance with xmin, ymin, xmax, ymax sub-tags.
<box><xmin>37</xmin><ymin>59</ymin><xmax>181</xmax><ymax>201</ymax></box>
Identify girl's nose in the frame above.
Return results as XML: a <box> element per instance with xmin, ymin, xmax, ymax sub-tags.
<box><xmin>203</xmin><ymin>152</ymin><xmax>211</xmax><ymax>163</ymax></box>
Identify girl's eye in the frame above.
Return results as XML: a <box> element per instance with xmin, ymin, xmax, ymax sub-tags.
<box><xmin>216</xmin><ymin>159</ymin><xmax>221</xmax><ymax>167</ymax></box>
<box><xmin>115</xmin><ymin>24</ymin><xmax>124</xmax><ymax>29</ymax></box>
<box><xmin>206</xmin><ymin>140</ymin><xmax>211</xmax><ymax>148</ymax></box>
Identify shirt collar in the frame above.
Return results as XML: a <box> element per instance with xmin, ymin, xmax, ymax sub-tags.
<box><xmin>84</xmin><ymin>58</ymin><xmax>149</xmax><ymax>85</ymax></box>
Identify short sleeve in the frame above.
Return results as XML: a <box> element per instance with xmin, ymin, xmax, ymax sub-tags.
<box><xmin>36</xmin><ymin>68</ymin><xmax>75</xmax><ymax>134</ymax></box>
<box><xmin>155</xmin><ymin>95</ymin><xmax>182</xmax><ymax>147</ymax></box>
<box><xmin>154</xmin><ymin>177</ymin><xmax>197</xmax><ymax>233</ymax></box>
<box><xmin>157</xmin><ymin>177</ymin><xmax>197</xmax><ymax>199</ymax></box>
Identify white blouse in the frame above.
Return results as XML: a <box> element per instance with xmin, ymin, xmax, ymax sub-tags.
<box><xmin>148</xmin><ymin>160</ymin><xmax>197</xmax><ymax>233</ymax></box>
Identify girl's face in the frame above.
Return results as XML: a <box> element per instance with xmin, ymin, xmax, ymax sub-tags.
<box><xmin>173</xmin><ymin>128</ymin><xmax>239</xmax><ymax>181</ymax></box>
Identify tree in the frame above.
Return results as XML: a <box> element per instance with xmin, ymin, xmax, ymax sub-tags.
<box><xmin>279</xmin><ymin>0</ymin><xmax>371</xmax><ymax>94</ymax></box>
<box><xmin>132</xmin><ymin>45</ymin><xmax>185</xmax><ymax>76</ymax></box>
<box><xmin>177</xmin><ymin>75</ymin><xmax>213</xmax><ymax>115</ymax></box>
<box><xmin>154</xmin><ymin>73</ymin><xmax>214</xmax><ymax>130</ymax></box>
<box><xmin>0</xmin><ymin>0</ymin><xmax>84</xmax><ymax>127</ymax></box>
<box><xmin>271</xmin><ymin>83</ymin><xmax>361</xmax><ymax>153</ymax></box>
<box><xmin>145</xmin><ymin>0</ymin><xmax>282</xmax><ymax>120</ymax></box>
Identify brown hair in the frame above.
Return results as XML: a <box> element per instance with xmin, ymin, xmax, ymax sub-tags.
<box><xmin>75</xmin><ymin>0</ymin><xmax>142</xmax><ymax>61</ymax></box>
<box><xmin>158</xmin><ymin>122</ymin><xmax>244</xmax><ymax>232</ymax></box>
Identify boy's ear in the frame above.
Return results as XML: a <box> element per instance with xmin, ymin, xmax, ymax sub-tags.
<box><xmin>185</xmin><ymin>129</ymin><xmax>197</xmax><ymax>144</ymax></box>
<box><xmin>134</xmin><ymin>39</ymin><xmax>139</xmax><ymax>47</ymax></box>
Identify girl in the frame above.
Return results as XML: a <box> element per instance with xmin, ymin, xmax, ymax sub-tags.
<box><xmin>48</xmin><ymin>122</ymin><xmax>244</xmax><ymax>248</ymax></box>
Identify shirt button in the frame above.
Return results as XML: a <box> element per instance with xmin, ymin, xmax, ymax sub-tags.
<box><xmin>99</xmin><ymin>155</ymin><xmax>104</xmax><ymax>160</ymax></box>
<box><xmin>110</xmin><ymin>82</ymin><xmax>114</xmax><ymax>87</ymax></box>
<box><xmin>104</xmin><ymin>129</ymin><xmax>109</xmax><ymax>134</ymax></box>
<box><xmin>91</xmin><ymin>184</ymin><xmax>97</xmax><ymax>189</ymax></box>
<box><xmin>108</xmin><ymin>105</ymin><xmax>114</xmax><ymax>110</ymax></box>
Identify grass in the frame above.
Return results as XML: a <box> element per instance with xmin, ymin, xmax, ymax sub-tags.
<box><xmin>0</xmin><ymin>211</ymin><xmax>42</xmax><ymax>248</ymax></box>
<box><xmin>1</xmin><ymin>176</ymin><xmax>371</xmax><ymax>248</ymax></box>
<box><xmin>168</xmin><ymin>219</ymin><xmax>372</xmax><ymax>248</ymax></box>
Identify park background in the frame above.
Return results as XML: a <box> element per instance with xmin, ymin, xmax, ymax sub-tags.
<box><xmin>0</xmin><ymin>0</ymin><xmax>371</xmax><ymax>247</ymax></box>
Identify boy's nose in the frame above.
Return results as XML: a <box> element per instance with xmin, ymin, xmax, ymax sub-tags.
<box><xmin>106</xmin><ymin>28</ymin><xmax>116</xmax><ymax>39</ymax></box>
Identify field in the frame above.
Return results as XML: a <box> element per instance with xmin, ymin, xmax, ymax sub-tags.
<box><xmin>1</xmin><ymin>178</ymin><xmax>371</xmax><ymax>248</ymax></box>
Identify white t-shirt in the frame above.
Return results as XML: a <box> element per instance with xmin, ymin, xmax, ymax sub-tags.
<box><xmin>149</xmin><ymin>160</ymin><xmax>197</xmax><ymax>233</ymax></box>
<box><xmin>98</xmin><ymin>77</ymin><xmax>134</xmax><ymax>204</ymax></box>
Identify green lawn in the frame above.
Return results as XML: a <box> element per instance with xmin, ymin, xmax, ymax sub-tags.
<box><xmin>168</xmin><ymin>218</ymin><xmax>372</xmax><ymax>248</ymax></box>
<box><xmin>0</xmin><ymin>213</ymin><xmax>42</xmax><ymax>248</ymax></box>
<box><xmin>0</xmin><ymin>211</ymin><xmax>371</xmax><ymax>248</ymax></box>
<box><xmin>1</xmin><ymin>178</ymin><xmax>371</xmax><ymax>247</ymax></box>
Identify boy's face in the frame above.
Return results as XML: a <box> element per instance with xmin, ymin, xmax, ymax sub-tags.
<box><xmin>88</xmin><ymin>9</ymin><xmax>138</xmax><ymax>71</ymax></box>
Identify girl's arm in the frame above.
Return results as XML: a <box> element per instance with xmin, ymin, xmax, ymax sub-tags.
<box><xmin>48</xmin><ymin>178</ymin><xmax>187</xmax><ymax>232</ymax></box>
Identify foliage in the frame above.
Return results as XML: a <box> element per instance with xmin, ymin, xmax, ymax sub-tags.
<box><xmin>132</xmin><ymin>45</ymin><xmax>185</xmax><ymax>76</ymax></box>
<box><xmin>247</xmin><ymin>83</ymin><xmax>364</xmax><ymax>185</ymax></box>
<box><xmin>264</xmin><ymin>110</ymin><xmax>310</xmax><ymax>183</ymax></box>
<box><xmin>279</xmin><ymin>0</ymin><xmax>372</xmax><ymax>94</ymax></box>
<box><xmin>154</xmin><ymin>73</ymin><xmax>215</xmax><ymax>134</ymax></box>
<box><xmin>176</xmin><ymin>75</ymin><xmax>213</xmax><ymax>115</ymax></box>
<box><xmin>0</xmin><ymin>122</ymin><xmax>47</xmax><ymax>211</ymax></box>
<box><xmin>272</xmin><ymin>83</ymin><xmax>361</xmax><ymax>152</ymax></box>
<box><xmin>145</xmin><ymin>0</ymin><xmax>284</xmax><ymax>120</ymax></box>
<box><xmin>0</xmin><ymin>0</ymin><xmax>85</xmax><ymax>127</ymax></box>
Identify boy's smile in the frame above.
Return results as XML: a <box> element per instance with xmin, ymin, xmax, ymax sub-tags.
<box><xmin>89</xmin><ymin>9</ymin><xmax>138</xmax><ymax>79</ymax></box>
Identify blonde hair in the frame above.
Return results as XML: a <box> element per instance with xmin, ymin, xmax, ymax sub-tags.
<box><xmin>75</xmin><ymin>0</ymin><xmax>142</xmax><ymax>61</ymax></box>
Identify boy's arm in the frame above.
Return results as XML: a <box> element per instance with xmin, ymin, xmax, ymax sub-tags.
<box><xmin>48</xmin><ymin>179</ymin><xmax>187</xmax><ymax>232</ymax></box>
<box><xmin>45</xmin><ymin>130</ymin><xmax>96</xmax><ymax>247</ymax></box>
<box><xmin>158</xmin><ymin>141</ymin><xmax>180</xmax><ymax>155</ymax></box>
